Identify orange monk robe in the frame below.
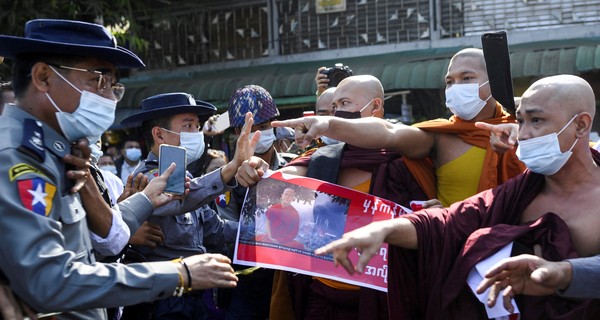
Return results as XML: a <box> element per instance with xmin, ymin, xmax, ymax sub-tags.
<box><xmin>404</xmin><ymin>103</ymin><xmax>526</xmax><ymax>199</ymax></box>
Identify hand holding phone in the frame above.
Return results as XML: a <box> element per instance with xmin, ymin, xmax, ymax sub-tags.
<box><xmin>159</xmin><ymin>144</ymin><xmax>186</xmax><ymax>195</ymax></box>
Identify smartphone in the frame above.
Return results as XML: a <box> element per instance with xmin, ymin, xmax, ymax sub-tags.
<box><xmin>159</xmin><ymin>144</ymin><xmax>186</xmax><ymax>195</ymax></box>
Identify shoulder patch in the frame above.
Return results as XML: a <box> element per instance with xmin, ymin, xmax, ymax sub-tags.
<box><xmin>148</xmin><ymin>168</ymin><xmax>159</xmax><ymax>177</ymax></box>
<box><xmin>17</xmin><ymin>178</ymin><xmax>56</xmax><ymax>217</ymax></box>
<box><xmin>19</xmin><ymin>119</ymin><xmax>45</xmax><ymax>162</ymax></box>
<box><xmin>9</xmin><ymin>163</ymin><xmax>45</xmax><ymax>181</ymax></box>
<box><xmin>215</xmin><ymin>191</ymin><xmax>231</xmax><ymax>208</ymax></box>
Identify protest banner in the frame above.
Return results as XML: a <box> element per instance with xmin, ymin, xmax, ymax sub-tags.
<box><xmin>234</xmin><ymin>170</ymin><xmax>411</xmax><ymax>292</ymax></box>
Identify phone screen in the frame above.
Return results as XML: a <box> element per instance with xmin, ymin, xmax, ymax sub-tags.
<box><xmin>159</xmin><ymin>144</ymin><xmax>187</xmax><ymax>195</ymax></box>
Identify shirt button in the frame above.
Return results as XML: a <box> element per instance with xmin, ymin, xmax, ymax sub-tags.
<box><xmin>158</xmin><ymin>291</ymin><xmax>165</xmax><ymax>297</ymax></box>
<box><xmin>212</xmin><ymin>185</ymin><xmax>217</xmax><ymax>190</ymax></box>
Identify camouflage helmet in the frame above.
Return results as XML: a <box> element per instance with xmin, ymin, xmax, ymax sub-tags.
<box><xmin>228</xmin><ymin>85</ymin><xmax>279</xmax><ymax>128</ymax></box>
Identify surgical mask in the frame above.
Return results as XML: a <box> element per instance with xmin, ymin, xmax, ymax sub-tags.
<box><xmin>89</xmin><ymin>143</ymin><xmax>104</xmax><ymax>164</ymax></box>
<box><xmin>334</xmin><ymin>99</ymin><xmax>374</xmax><ymax>119</ymax></box>
<box><xmin>99</xmin><ymin>165</ymin><xmax>118</xmax><ymax>175</ymax></box>
<box><xmin>88</xmin><ymin>135</ymin><xmax>103</xmax><ymax>164</ymax></box>
<box><xmin>516</xmin><ymin>114</ymin><xmax>579</xmax><ymax>175</ymax></box>
<box><xmin>46</xmin><ymin>66</ymin><xmax>116</xmax><ymax>142</ymax></box>
<box><xmin>161</xmin><ymin>128</ymin><xmax>205</xmax><ymax>164</ymax></box>
<box><xmin>255</xmin><ymin>128</ymin><xmax>276</xmax><ymax>154</ymax></box>
<box><xmin>125</xmin><ymin>148</ymin><xmax>142</xmax><ymax>162</ymax></box>
<box><xmin>321</xmin><ymin>136</ymin><xmax>340</xmax><ymax>145</ymax></box>
<box><xmin>445</xmin><ymin>81</ymin><xmax>491</xmax><ymax>120</ymax></box>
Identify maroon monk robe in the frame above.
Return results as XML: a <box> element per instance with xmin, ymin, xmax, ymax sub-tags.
<box><xmin>388</xmin><ymin>149</ymin><xmax>600</xmax><ymax>319</ymax></box>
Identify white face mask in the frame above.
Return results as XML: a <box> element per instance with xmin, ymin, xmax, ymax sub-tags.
<box><xmin>445</xmin><ymin>81</ymin><xmax>491</xmax><ymax>120</ymax></box>
<box><xmin>161</xmin><ymin>128</ymin><xmax>205</xmax><ymax>164</ymax></box>
<box><xmin>99</xmin><ymin>164</ymin><xmax>118</xmax><ymax>175</ymax></box>
<box><xmin>516</xmin><ymin>114</ymin><xmax>579</xmax><ymax>175</ymax></box>
<box><xmin>254</xmin><ymin>128</ymin><xmax>276</xmax><ymax>154</ymax></box>
<box><xmin>46</xmin><ymin>66</ymin><xmax>116</xmax><ymax>142</ymax></box>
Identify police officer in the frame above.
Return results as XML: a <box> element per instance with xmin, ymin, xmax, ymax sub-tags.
<box><xmin>0</xmin><ymin>19</ymin><xmax>238</xmax><ymax>319</ymax></box>
<box><xmin>119</xmin><ymin>92</ymin><xmax>259</xmax><ymax>319</ymax></box>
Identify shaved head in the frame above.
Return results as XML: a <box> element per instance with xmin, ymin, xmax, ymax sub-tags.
<box><xmin>449</xmin><ymin>48</ymin><xmax>487</xmax><ymax>73</ymax></box>
<box><xmin>336</xmin><ymin>75</ymin><xmax>384</xmax><ymax>102</ymax></box>
<box><xmin>316</xmin><ymin>87</ymin><xmax>336</xmax><ymax>116</ymax></box>
<box><xmin>522</xmin><ymin>74</ymin><xmax>595</xmax><ymax>119</ymax></box>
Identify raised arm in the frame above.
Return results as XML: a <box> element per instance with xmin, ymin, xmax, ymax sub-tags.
<box><xmin>272</xmin><ymin>116</ymin><xmax>434</xmax><ymax>159</ymax></box>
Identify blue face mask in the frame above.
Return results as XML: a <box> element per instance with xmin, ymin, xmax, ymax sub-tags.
<box><xmin>254</xmin><ymin>128</ymin><xmax>276</xmax><ymax>154</ymax></box>
<box><xmin>125</xmin><ymin>148</ymin><xmax>142</xmax><ymax>162</ymax></box>
<box><xmin>46</xmin><ymin>66</ymin><xmax>117</xmax><ymax>142</ymax></box>
<box><xmin>161</xmin><ymin>128</ymin><xmax>206</xmax><ymax>164</ymax></box>
<box><xmin>516</xmin><ymin>114</ymin><xmax>579</xmax><ymax>175</ymax></box>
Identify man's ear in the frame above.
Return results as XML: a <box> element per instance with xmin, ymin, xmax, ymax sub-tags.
<box><xmin>152</xmin><ymin>126</ymin><xmax>165</xmax><ymax>145</ymax></box>
<box><xmin>30</xmin><ymin>62</ymin><xmax>52</xmax><ymax>92</ymax></box>
<box><xmin>575</xmin><ymin>112</ymin><xmax>592</xmax><ymax>137</ymax></box>
<box><xmin>371</xmin><ymin>98</ymin><xmax>384</xmax><ymax>116</ymax></box>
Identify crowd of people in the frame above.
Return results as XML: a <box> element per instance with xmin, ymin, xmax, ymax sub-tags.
<box><xmin>1</xmin><ymin>17</ymin><xmax>600</xmax><ymax>320</ymax></box>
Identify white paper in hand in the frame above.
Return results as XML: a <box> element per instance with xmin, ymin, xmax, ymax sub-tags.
<box><xmin>214</xmin><ymin>111</ymin><xmax>230</xmax><ymax>132</ymax></box>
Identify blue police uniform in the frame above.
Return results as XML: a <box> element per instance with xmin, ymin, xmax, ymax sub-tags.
<box><xmin>122</xmin><ymin>151</ymin><xmax>237</xmax><ymax>319</ymax></box>
<box><xmin>0</xmin><ymin>106</ymin><xmax>181</xmax><ymax>319</ymax></box>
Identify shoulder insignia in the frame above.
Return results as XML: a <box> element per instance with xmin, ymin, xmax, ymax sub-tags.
<box><xmin>215</xmin><ymin>191</ymin><xmax>231</xmax><ymax>208</ymax></box>
<box><xmin>19</xmin><ymin>119</ymin><xmax>45</xmax><ymax>162</ymax></box>
<box><xmin>17</xmin><ymin>178</ymin><xmax>56</xmax><ymax>217</ymax></box>
<box><xmin>148</xmin><ymin>168</ymin><xmax>159</xmax><ymax>177</ymax></box>
<box><xmin>9</xmin><ymin>163</ymin><xmax>44</xmax><ymax>181</ymax></box>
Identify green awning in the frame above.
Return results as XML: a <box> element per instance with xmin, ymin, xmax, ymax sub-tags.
<box><xmin>118</xmin><ymin>47</ymin><xmax>459</xmax><ymax>110</ymax></box>
<box><xmin>117</xmin><ymin>39</ymin><xmax>600</xmax><ymax>118</ymax></box>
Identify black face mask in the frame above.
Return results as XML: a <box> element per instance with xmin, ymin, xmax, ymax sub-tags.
<box><xmin>333</xmin><ymin>99</ymin><xmax>374</xmax><ymax>119</ymax></box>
<box><xmin>333</xmin><ymin>110</ymin><xmax>362</xmax><ymax>119</ymax></box>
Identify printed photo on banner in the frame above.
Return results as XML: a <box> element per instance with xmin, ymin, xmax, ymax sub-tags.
<box><xmin>234</xmin><ymin>170</ymin><xmax>411</xmax><ymax>292</ymax></box>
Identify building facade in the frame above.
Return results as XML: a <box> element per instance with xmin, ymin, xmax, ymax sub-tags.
<box><xmin>118</xmin><ymin>0</ymin><xmax>600</xmax><ymax>130</ymax></box>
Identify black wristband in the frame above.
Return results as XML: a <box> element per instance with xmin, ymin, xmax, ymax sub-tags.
<box><xmin>182</xmin><ymin>260</ymin><xmax>192</xmax><ymax>290</ymax></box>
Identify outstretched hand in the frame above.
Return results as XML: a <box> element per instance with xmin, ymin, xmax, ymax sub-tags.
<box><xmin>476</xmin><ymin>247</ymin><xmax>572</xmax><ymax>313</ymax></box>
<box><xmin>272</xmin><ymin>116</ymin><xmax>332</xmax><ymax>148</ymax></box>
<box><xmin>475</xmin><ymin>122</ymin><xmax>519</xmax><ymax>154</ymax></box>
<box><xmin>235</xmin><ymin>156</ymin><xmax>269</xmax><ymax>187</ymax></box>
<box><xmin>118</xmin><ymin>173</ymin><xmax>149</xmax><ymax>203</ymax></box>
<box><xmin>315</xmin><ymin>221</ymin><xmax>388</xmax><ymax>275</ymax></box>
<box><xmin>231</xmin><ymin>112</ymin><xmax>260</xmax><ymax>167</ymax></box>
<box><xmin>183</xmin><ymin>253</ymin><xmax>238</xmax><ymax>290</ymax></box>
<box><xmin>142</xmin><ymin>163</ymin><xmax>190</xmax><ymax>208</ymax></box>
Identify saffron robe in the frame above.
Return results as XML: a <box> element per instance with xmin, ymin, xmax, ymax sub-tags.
<box><xmin>404</xmin><ymin>103</ymin><xmax>526</xmax><ymax>200</ymax></box>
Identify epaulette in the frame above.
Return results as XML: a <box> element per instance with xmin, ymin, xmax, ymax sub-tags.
<box><xmin>18</xmin><ymin>119</ymin><xmax>45</xmax><ymax>162</ymax></box>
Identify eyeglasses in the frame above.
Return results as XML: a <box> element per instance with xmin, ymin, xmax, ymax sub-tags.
<box><xmin>49</xmin><ymin>64</ymin><xmax>125</xmax><ymax>102</ymax></box>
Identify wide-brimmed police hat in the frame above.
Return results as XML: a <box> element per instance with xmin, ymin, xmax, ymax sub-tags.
<box><xmin>0</xmin><ymin>19</ymin><xmax>144</xmax><ymax>68</ymax></box>
<box><xmin>121</xmin><ymin>92</ymin><xmax>217</xmax><ymax>128</ymax></box>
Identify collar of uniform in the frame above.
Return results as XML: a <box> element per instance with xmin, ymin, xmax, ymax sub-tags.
<box><xmin>146</xmin><ymin>151</ymin><xmax>159</xmax><ymax>164</ymax></box>
<box><xmin>4</xmin><ymin>106</ymin><xmax>70</xmax><ymax>158</ymax></box>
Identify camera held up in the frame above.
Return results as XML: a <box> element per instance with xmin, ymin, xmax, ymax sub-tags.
<box><xmin>320</xmin><ymin>63</ymin><xmax>353</xmax><ymax>88</ymax></box>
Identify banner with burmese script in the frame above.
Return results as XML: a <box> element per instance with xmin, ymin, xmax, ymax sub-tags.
<box><xmin>233</xmin><ymin>170</ymin><xmax>411</xmax><ymax>292</ymax></box>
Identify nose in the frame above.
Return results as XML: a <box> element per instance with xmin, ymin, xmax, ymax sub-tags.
<box><xmin>517</xmin><ymin>123</ymin><xmax>532</xmax><ymax>141</ymax></box>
